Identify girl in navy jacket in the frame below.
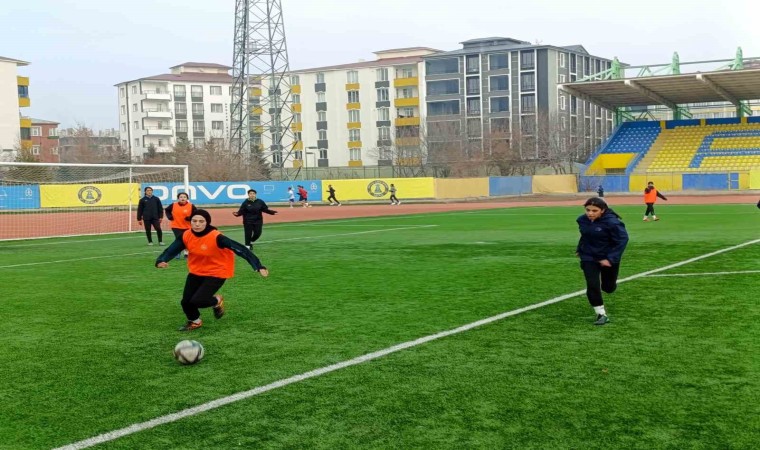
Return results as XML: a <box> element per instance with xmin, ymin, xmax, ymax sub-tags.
<box><xmin>576</xmin><ymin>197</ymin><xmax>629</xmax><ymax>325</ymax></box>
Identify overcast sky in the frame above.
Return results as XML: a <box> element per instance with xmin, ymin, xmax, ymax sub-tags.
<box><xmin>4</xmin><ymin>0</ymin><xmax>759</xmax><ymax>129</ymax></box>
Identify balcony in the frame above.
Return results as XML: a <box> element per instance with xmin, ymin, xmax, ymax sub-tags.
<box><xmin>290</xmin><ymin>122</ymin><xmax>302</xmax><ymax>132</ymax></box>
<box><xmin>345</xmin><ymin>83</ymin><xmax>360</xmax><ymax>91</ymax></box>
<box><xmin>394</xmin><ymin>97</ymin><xmax>419</xmax><ymax>107</ymax></box>
<box><xmin>291</xmin><ymin>85</ymin><xmax>301</xmax><ymax>94</ymax></box>
<box><xmin>249</xmin><ymin>87</ymin><xmax>262</xmax><ymax>97</ymax></box>
<box><xmin>20</xmin><ymin>117</ymin><xmax>32</xmax><ymax>129</ymax></box>
<box><xmin>176</xmin><ymin>131</ymin><xmax>188</xmax><ymax>140</ymax></box>
<box><xmin>145</xmin><ymin>109</ymin><xmax>172</xmax><ymax>119</ymax></box>
<box><xmin>143</xmin><ymin>90</ymin><xmax>171</xmax><ymax>101</ymax></box>
<box><xmin>347</xmin><ymin>122</ymin><xmax>361</xmax><ymax>129</ymax></box>
<box><xmin>348</xmin><ymin>141</ymin><xmax>362</xmax><ymax>148</ymax></box>
<box><xmin>145</xmin><ymin>127</ymin><xmax>173</xmax><ymax>136</ymax></box>
<box><xmin>19</xmin><ymin>96</ymin><xmax>30</xmax><ymax>107</ymax></box>
<box><xmin>396</xmin><ymin>137</ymin><xmax>420</xmax><ymax>147</ymax></box>
<box><xmin>348</xmin><ymin>160</ymin><xmax>363</xmax><ymax>167</ymax></box>
<box><xmin>292</xmin><ymin>103</ymin><xmax>302</xmax><ymax>113</ymax></box>
<box><xmin>394</xmin><ymin>77</ymin><xmax>418</xmax><ymax>87</ymax></box>
<box><xmin>395</xmin><ymin>117</ymin><xmax>420</xmax><ymax>127</ymax></box>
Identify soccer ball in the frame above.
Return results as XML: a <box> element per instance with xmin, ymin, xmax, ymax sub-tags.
<box><xmin>173</xmin><ymin>340</ymin><xmax>205</xmax><ymax>365</ymax></box>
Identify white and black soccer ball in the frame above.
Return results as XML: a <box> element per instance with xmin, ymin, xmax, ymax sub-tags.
<box><xmin>173</xmin><ymin>340</ymin><xmax>205</xmax><ymax>365</ymax></box>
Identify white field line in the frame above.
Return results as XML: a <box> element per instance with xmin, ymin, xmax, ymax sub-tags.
<box><xmin>54</xmin><ymin>237</ymin><xmax>760</xmax><ymax>450</ymax></box>
<box><xmin>647</xmin><ymin>270</ymin><xmax>760</xmax><ymax>278</ymax></box>
<box><xmin>0</xmin><ymin>225</ymin><xmax>437</xmax><ymax>269</ymax></box>
<box><xmin>462</xmin><ymin>212</ymin><xmax>752</xmax><ymax>217</ymax></box>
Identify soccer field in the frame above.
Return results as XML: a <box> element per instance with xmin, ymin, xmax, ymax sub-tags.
<box><xmin>1</xmin><ymin>203</ymin><xmax>758</xmax><ymax>449</ymax></box>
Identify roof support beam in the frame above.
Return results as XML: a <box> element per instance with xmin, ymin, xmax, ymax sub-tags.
<box><xmin>624</xmin><ymin>80</ymin><xmax>677</xmax><ymax>109</ymax></box>
<box><xmin>558</xmin><ymin>85</ymin><xmax>616</xmax><ymax>111</ymax></box>
<box><xmin>696</xmin><ymin>74</ymin><xmax>740</xmax><ymax>106</ymax></box>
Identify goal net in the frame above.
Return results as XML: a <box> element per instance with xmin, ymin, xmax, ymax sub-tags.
<box><xmin>0</xmin><ymin>162</ymin><xmax>189</xmax><ymax>241</ymax></box>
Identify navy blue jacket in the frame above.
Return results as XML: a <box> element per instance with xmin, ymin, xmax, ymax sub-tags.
<box><xmin>576</xmin><ymin>211</ymin><xmax>629</xmax><ymax>264</ymax></box>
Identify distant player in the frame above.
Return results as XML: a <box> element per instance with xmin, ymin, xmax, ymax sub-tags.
<box><xmin>643</xmin><ymin>181</ymin><xmax>667</xmax><ymax>221</ymax></box>
<box><xmin>137</xmin><ymin>186</ymin><xmax>164</xmax><ymax>246</ymax></box>
<box><xmin>389</xmin><ymin>183</ymin><xmax>400</xmax><ymax>205</ymax></box>
<box><xmin>576</xmin><ymin>197</ymin><xmax>629</xmax><ymax>325</ymax></box>
<box><xmin>288</xmin><ymin>186</ymin><xmax>295</xmax><ymax>208</ymax></box>
<box><xmin>232</xmin><ymin>189</ymin><xmax>277</xmax><ymax>250</ymax></box>
<box><xmin>298</xmin><ymin>185</ymin><xmax>311</xmax><ymax>207</ymax></box>
<box><xmin>326</xmin><ymin>184</ymin><xmax>341</xmax><ymax>206</ymax></box>
<box><xmin>165</xmin><ymin>192</ymin><xmax>196</xmax><ymax>259</ymax></box>
<box><xmin>155</xmin><ymin>209</ymin><xmax>268</xmax><ymax>331</ymax></box>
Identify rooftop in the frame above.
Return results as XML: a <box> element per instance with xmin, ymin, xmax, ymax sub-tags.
<box><xmin>30</xmin><ymin>118</ymin><xmax>60</xmax><ymax>125</ymax></box>
<box><xmin>0</xmin><ymin>56</ymin><xmax>30</xmax><ymax>66</ymax></box>
<box><xmin>425</xmin><ymin>37</ymin><xmax>597</xmax><ymax>59</ymax></box>
<box><xmin>169</xmin><ymin>62</ymin><xmax>232</xmax><ymax>70</ymax></box>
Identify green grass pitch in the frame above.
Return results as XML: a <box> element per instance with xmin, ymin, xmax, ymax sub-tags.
<box><xmin>1</xmin><ymin>203</ymin><xmax>758</xmax><ymax>449</ymax></box>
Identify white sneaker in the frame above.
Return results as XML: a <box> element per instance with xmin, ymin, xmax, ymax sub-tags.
<box><xmin>397</xmin><ymin>201</ymin><xmax>401</xmax><ymax>205</ymax></box>
<box><xmin>159</xmin><ymin>242</ymin><xmax>165</xmax><ymax>246</ymax></box>
<box><xmin>330</xmin><ymin>202</ymin><xmax>335</xmax><ymax>206</ymax></box>
<box><xmin>148</xmin><ymin>242</ymin><xmax>154</xmax><ymax>246</ymax></box>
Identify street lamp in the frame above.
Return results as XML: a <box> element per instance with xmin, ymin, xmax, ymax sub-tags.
<box><xmin>305</xmin><ymin>146</ymin><xmax>317</xmax><ymax>180</ymax></box>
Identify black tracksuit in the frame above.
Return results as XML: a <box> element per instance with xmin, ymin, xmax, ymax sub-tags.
<box><xmin>576</xmin><ymin>211</ymin><xmax>629</xmax><ymax>307</ymax></box>
<box><xmin>137</xmin><ymin>195</ymin><xmax>164</xmax><ymax>243</ymax></box>
<box><xmin>326</xmin><ymin>186</ymin><xmax>340</xmax><ymax>204</ymax></box>
<box><xmin>235</xmin><ymin>199</ymin><xmax>277</xmax><ymax>247</ymax></box>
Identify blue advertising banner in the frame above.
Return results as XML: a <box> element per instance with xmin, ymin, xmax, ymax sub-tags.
<box><xmin>0</xmin><ymin>185</ymin><xmax>41</xmax><ymax>210</ymax></box>
<box><xmin>144</xmin><ymin>180</ymin><xmax>323</xmax><ymax>205</ymax></box>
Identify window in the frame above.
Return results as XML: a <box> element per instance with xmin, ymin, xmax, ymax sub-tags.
<box><xmin>399</xmin><ymin>87</ymin><xmax>415</xmax><ymax>98</ymax></box>
<box><xmin>316</xmin><ymin>72</ymin><xmax>325</xmax><ymax>83</ymax></box>
<box><xmin>348</xmin><ymin>109</ymin><xmax>360</xmax><ymax>122</ymax></box>
<box><xmin>570</xmin><ymin>54</ymin><xmax>577</xmax><ymax>73</ymax></box>
<box><xmin>347</xmin><ymin>70</ymin><xmax>358</xmax><ymax>83</ymax></box>
<box><xmin>376</xmin><ymin>88</ymin><xmax>389</xmax><ymax>101</ymax></box>
<box><xmin>521</xmin><ymin>115</ymin><xmax>536</xmax><ymax>134</ymax></box>
<box><xmin>427</xmin><ymin>79</ymin><xmax>459</xmax><ymax>95</ymax></box>
<box><xmin>319</xmin><ymin>149</ymin><xmax>328</xmax><ymax>159</ymax></box>
<box><xmin>378</xmin><ymin>108</ymin><xmax>389</xmax><ymax>121</ymax></box>
<box><xmin>317</xmin><ymin>92</ymin><xmax>326</xmax><ymax>102</ymax></box>
<box><xmin>31</xmin><ymin>127</ymin><xmax>41</xmax><ymax>137</ymax></box>
<box><xmin>559</xmin><ymin>74</ymin><xmax>566</xmax><ymax>83</ymax></box>
<box><xmin>559</xmin><ymin>52</ymin><xmax>566</xmax><ymax>68</ymax></box>
<box><xmin>31</xmin><ymin>145</ymin><xmax>40</xmax><ymax>155</ymax></box>
<box><xmin>560</xmin><ymin>95</ymin><xmax>567</xmax><ymax>111</ymax></box>
<box><xmin>398</xmin><ymin>67</ymin><xmax>414</xmax><ymax>78</ymax></box>
<box><xmin>347</xmin><ymin>90</ymin><xmax>360</xmax><ymax>103</ymax></box>
<box><xmin>193</xmin><ymin>120</ymin><xmax>204</xmax><ymax>132</ymax></box>
<box><xmin>120</xmin><ymin>87</ymin><xmax>125</xmax><ymax>97</ymax></box>
<box><xmin>211</xmin><ymin>103</ymin><xmax>223</xmax><ymax>113</ymax></box>
<box><xmin>292</xmin><ymin>94</ymin><xmax>300</xmax><ymax>104</ymax></box>
<box><xmin>133</xmin><ymin>121</ymin><xmax>139</xmax><ymax>130</ymax></box>
<box><xmin>175</xmin><ymin>103</ymin><xmax>187</xmax><ymax>114</ymax></box>
<box><xmin>293</xmin><ymin>113</ymin><xmax>301</xmax><ymax>123</ymax></box>
<box><xmin>49</xmin><ymin>128</ymin><xmax>58</xmax><ymax>137</ymax></box>
<box><xmin>121</xmin><ymin>123</ymin><xmax>127</xmax><ymax>132</ymax></box>
<box><xmin>378</xmin><ymin>127</ymin><xmax>391</xmax><ymax>140</ymax></box>
<box><xmin>521</xmin><ymin>94</ymin><xmax>535</xmax><ymax>113</ymax></box>
<box><xmin>520</xmin><ymin>51</ymin><xmax>535</xmax><ymax>70</ymax></box>
<box><xmin>158</xmin><ymin>139</ymin><xmax>166</xmax><ymax>147</ymax></box>
<box><xmin>427</xmin><ymin>100</ymin><xmax>460</xmax><ymax>116</ymax></box>
<box><xmin>520</xmin><ymin>73</ymin><xmax>535</xmax><ymax>91</ymax></box>
<box><xmin>317</xmin><ymin>111</ymin><xmax>327</xmax><ymax>121</ymax></box>
<box><xmin>293</xmin><ymin>132</ymin><xmax>302</xmax><ymax>142</ymax></box>
<box><xmin>192</xmin><ymin>103</ymin><xmax>204</xmax><ymax>114</ymax></box>
<box><xmin>121</xmin><ymin>105</ymin><xmax>126</xmax><ymax>115</ymax></box>
<box><xmin>467</xmin><ymin>98</ymin><xmax>481</xmax><ymax>115</ymax></box>
<box><xmin>490</xmin><ymin>97</ymin><xmax>509</xmax><ymax>113</ymax></box>
<box><xmin>174</xmin><ymin>85</ymin><xmax>186</xmax><ymax>97</ymax></box>
<box><xmin>561</xmin><ymin>116</ymin><xmax>567</xmax><ymax>130</ymax></box>
<box><xmin>428</xmin><ymin>121</ymin><xmax>461</xmax><ymax>137</ymax></box>
<box><xmin>466</xmin><ymin>55</ymin><xmax>480</xmax><ymax>73</ymax></box>
<box><xmin>489</xmin><ymin>75</ymin><xmax>509</xmax><ymax>92</ymax></box>
<box><xmin>290</xmin><ymin>75</ymin><xmax>300</xmax><ymax>85</ymax></box>
<box><xmin>489</xmin><ymin>53</ymin><xmax>509</xmax><ymax>70</ymax></box>
<box><xmin>466</xmin><ymin>77</ymin><xmax>480</xmax><ymax>95</ymax></box>
<box><xmin>399</xmin><ymin>107</ymin><xmax>415</xmax><ymax>118</ymax></box>
<box><xmin>318</xmin><ymin>130</ymin><xmax>327</xmax><ymax>140</ymax></box>
<box><xmin>426</xmin><ymin>58</ymin><xmax>459</xmax><ymax>75</ymax></box>
<box><xmin>132</xmin><ymin>85</ymin><xmax>137</xmax><ymax>94</ymax></box>
<box><xmin>133</xmin><ymin>104</ymin><xmax>138</xmax><ymax>112</ymax></box>
<box><xmin>134</xmin><ymin>138</ymin><xmax>139</xmax><ymax>147</ymax></box>
<box><xmin>571</xmin><ymin>96</ymin><xmax>578</xmax><ymax>114</ymax></box>
<box><xmin>491</xmin><ymin>118</ymin><xmax>509</xmax><ymax>134</ymax></box>
<box><xmin>349</xmin><ymin>148</ymin><xmax>361</xmax><ymax>160</ymax></box>
<box><xmin>212</xmin><ymin>121</ymin><xmax>223</xmax><ymax>130</ymax></box>
<box><xmin>52</xmin><ymin>147</ymin><xmax>59</xmax><ymax>155</ymax></box>
<box><xmin>193</xmin><ymin>138</ymin><xmax>205</xmax><ymax>147</ymax></box>
<box><xmin>191</xmin><ymin>85</ymin><xmax>203</xmax><ymax>98</ymax></box>
<box><xmin>293</xmin><ymin>150</ymin><xmax>303</xmax><ymax>160</ymax></box>
<box><xmin>210</xmin><ymin>86</ymin><xmax>222</xmax><ymax>95</ymax></box>
<box><xmin>176</xmin><ymin>120</ymin><xmax>188</xmax><ymax>132</ymax></box>
<box><xmin>349</xmin><ymin>129</ymin><xmax>361</xmax><ymax>142</ymax></box>
<box><xmin>467</xmin><ymin>119</ymin><xmax>481</xmax><ymax>137</ymax></box>
<box><xmin>377</xmin><ymin>68</ymin><xmax>389</xmax><ymax>81</ymax></box>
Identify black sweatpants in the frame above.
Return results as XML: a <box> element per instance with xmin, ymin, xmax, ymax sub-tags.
<box><xmin>580</xmin><ymin>261</ymin><xmax>620</xmax><ymax>307</ymax></box>
<box><xmin>181</xmin><ymin>273</ymin><xmax>226</xmax><ymax>321</ymax></box>
<box><xmin>143</xmin><ymin>219</ymin><xmax>163</xmax><ymax>243</ymax></box>
<box><xmin>389</xmin><ymin>194</ymin><xmax>399</xmax><ymax>203</ymax></box>
<box><xmin>644</xmin><ymin>203</ymin><xmax>655</xmax><ymax>216</ymax></box>
<box><xmin>243</xmin><ymin>222</ymin><xmax>263</xmax><ymax>247</ymax></box>
<box><xmin>327</xmin><ymin>194</ymin><xmax>340</xmax><ymax>204</ymax></box>
<box><xmin>171</xmin><ymin>228</ymin><xmax>186</xmax><ymax>241</ymax></box>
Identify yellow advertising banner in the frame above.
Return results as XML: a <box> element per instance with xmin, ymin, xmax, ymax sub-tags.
<box><xmin>749</xmin><ymin>170</ymin><xmax>760</xmax><ymax>189</ymax></box>
<box><xmin>435</xmin><ymin>178</ymin><xmax>489</xmax><ymax>199</ymax></box>
<box><xmin>532</xmin><ymin>175</ymin><xmax>578</xmax><ymax>194</ymax></box>
<box><xmin>322</xmin><ymin>178</ymin><xmax>435</xmax><ymax>202</ymax></box>
<box><xmin>40</xmin><ymin>183</ymin><xmax>141</xmax><ymax>208</ymax></box>
<box><xmin>628</xmin><ymin>174</ymin><xmax>682</xmax><ymax>192</ymax></box>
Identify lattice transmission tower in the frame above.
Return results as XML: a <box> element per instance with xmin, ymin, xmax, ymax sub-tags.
<box><xmin>230</xmin><ymin>0</ymin><xmax>296</xmax><ymax>177</ymax></box>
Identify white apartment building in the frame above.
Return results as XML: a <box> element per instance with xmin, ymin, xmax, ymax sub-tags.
<box><xmin>0</xmin><ymin>55</ymin><xmax>31</xmax><ymax>156</ymax></box>
<box><xmin>288</xmin><ymin>47</ymin><xmax>438</xmax><ymax>168</ymax></box>
<box><xmin>116</xmin><ymin>62</ymin><xmax>233</xmax><ymax>160</ymax></box>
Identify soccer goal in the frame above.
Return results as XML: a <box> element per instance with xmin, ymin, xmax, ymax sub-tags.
<box><xmin>0</xmin><ymin>162</ymin><xmax>189</xmax><ymax>241</ymax></box>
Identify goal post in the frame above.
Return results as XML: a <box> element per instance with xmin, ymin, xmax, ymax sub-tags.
<box><xmin>0</xmin><ymin>162</ymin><xmax>189</xmax><ymax>241</ymax></box>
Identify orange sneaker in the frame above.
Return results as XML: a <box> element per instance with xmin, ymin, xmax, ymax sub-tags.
<box><xmin>178</xmin><ymin>320</ymin><xmax>202</xmax><ymax>331</ymax></box>
<box><xmin>213</xmin><ymin>295</ymin><xmax>225</xmax><ymax>319</ymax></box>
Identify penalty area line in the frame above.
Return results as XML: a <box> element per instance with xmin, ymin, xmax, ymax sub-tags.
<box><xmin>53</xmin><ymin>237</ymin><xmax>760</xmax><ymax>450</ymax></box>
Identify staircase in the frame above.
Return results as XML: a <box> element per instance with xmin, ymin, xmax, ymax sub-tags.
<box><xmin>630</xmin><ymin>132</ymin><xmax>668</xmax><ymax>173</ymax></box>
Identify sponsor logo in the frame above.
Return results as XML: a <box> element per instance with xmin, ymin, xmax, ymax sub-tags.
<box><xmin>367</xmin><ymin>180</ymin><xmax>389</xmax><ymax>197</ymax></box>
<box><xmin>78</xmin><ymin>186</ymin><xmax>103</xmax><ymax>205</ymax></box>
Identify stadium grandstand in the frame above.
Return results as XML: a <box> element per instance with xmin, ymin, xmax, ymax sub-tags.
<box><xmin>562</xmin><ymin>48</ymin><xmax>760</xmax><ymax>191</ymax></box>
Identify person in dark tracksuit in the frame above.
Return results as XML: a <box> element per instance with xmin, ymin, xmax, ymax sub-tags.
<box><xmin>326</xmin><ymin>184</ymin><xmax>341</xmax><ymax>206</ymax></box>
<box><xmin>389</xmin><ymin>183</ymin><xmax>400</xmax><ymax>205</ymax></box>
<box><xmin>232</xmin><ymin>189</ymin><xmax>277</xmax><ymax>250</ymax></box>
<box><xmin>137</xmin><ymin>187</ymin><xmax>164</xmax><ymax>246</ymax></box>
<box><xmin>155</xmin><ymin>209</ymin><xmax>269</xmax><ymax>331</ymax></box>
<box><xmin>576</xmin><ymin>197</ymin><xmax>629</xmax><ymax>326</ymax></box>
<box><xmin>165</xmin><ymin>192</ymin><xmax>196</xmax><ymax>259</ymax></box>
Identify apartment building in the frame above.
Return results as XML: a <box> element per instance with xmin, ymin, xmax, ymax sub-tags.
<box><xmin>423</xmin><ymin>37</ymin><xmax>614</xmax><ymax>158</ymax></box>
<box><xmin>29</xmin><ymin>119</ymin><xmax>59</xmax><ymax>163</ymax></box>
<box><xmin>116</xmin><ymin>62</ymin><xmax>233</xmax><ymax>160</ymax></box>
<box><xmin>286</xmin><ymin>47</ymin><xmax>438</xmax><ymax>168</ymax></box>
<box><xmin>0</xmin><ymin>56</ymin><xmax>31</xmax><ymax>158</ymax></box>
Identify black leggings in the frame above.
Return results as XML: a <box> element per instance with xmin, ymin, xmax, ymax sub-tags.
<box><xmin>389</xmin><ymin>194</ymin><xmax>399</xmax><ymax>203</ymax></box>
<box><xmin>243</xmin><ymin>222</ymin><xmax>263</xmax><ymax>247</ymax></box>
<box><xmin>580</xmin><ymin>261</ymin><xmax>620</xmax><ymax>307</ymax></box>
<box><xmin>327</xmin><ymin>194</ymin><xmax>339</xmax><ymax>203</ymax></box>
<box><xmin>143</xmin><ymin>219</ymin><xmax>162</xmax><ymax>243</ymax></box>
<box><xmin>644</xmin><ymin>203</ymin><xmax>655</xmax><ymax>216</ymax></box>
<box><xmin>181</xmin><ymin>273</ymin><xmax>226</xmax><ymax>321</ymax></box>
<box><xmin>171</xmin><ymin>228</ymin><xmax>186</xmax><ymax>241</ymax></box>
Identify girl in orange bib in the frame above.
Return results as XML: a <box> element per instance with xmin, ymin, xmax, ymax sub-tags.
<box><xmin>155</xmin><ymin>209</ymin><xmax>269</xmax><ymax>331</ymax></box>
<box><xmin>164</xmin><ymin>192</ymin><xmax>196</xmax><ymax>259</ymax></box>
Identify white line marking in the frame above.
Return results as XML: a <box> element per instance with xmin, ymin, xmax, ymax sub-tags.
<box><xmin>54</xmin><ymin>237</ymin><xmax>760</xmax><ymax>450</ymax></box>
<box><xmin>0</xmin><ymin>225</ymin><xmax>437</xmax><ymax>269</ymax></box>
<box><xmin>647</xmin><ymin>270</ymin><xmax>760</xmax><ymax>278</ymax></box>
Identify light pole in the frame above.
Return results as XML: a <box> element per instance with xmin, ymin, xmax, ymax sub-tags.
<box><xmin>305</xmin><ymin>146</ymin><xmax>317</xmax><ymax>180</ymax></box>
